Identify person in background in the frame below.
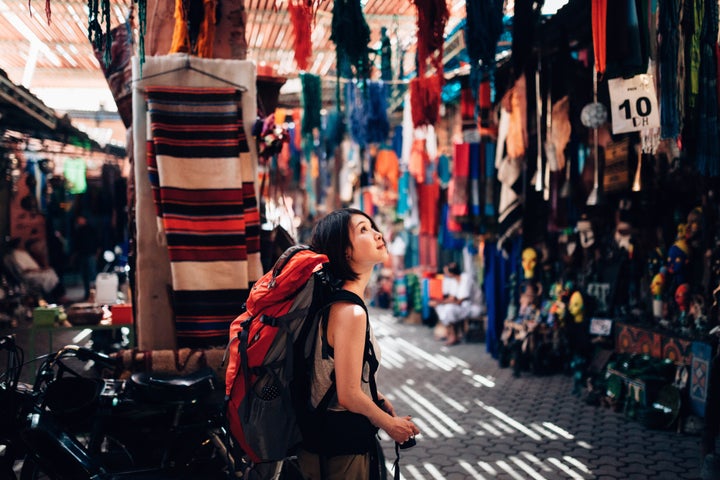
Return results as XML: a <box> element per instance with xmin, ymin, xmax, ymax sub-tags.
<box><xmin>72</xmin><ymin>215</ymin><xmax>100</xmax><ymax>301</ymax></box>
<box><xmin>431</xmin><ymin>261</ymin><xmax>475</xmax><ymax>346</ymax></box>
<box><xmin>5</xmin><ymin>237</ymin><xmax>64</xmax><ymax>302</ymax></box>
<box><xmin>298</xmin><ymin>208</ymin><xmax>419</xmax><ymax>480</ymax></box>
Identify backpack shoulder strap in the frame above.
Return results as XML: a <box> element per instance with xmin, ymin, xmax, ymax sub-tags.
<box><xmin>316</xmin><ymin>290</ymin><xmax>380</xmax><ymax>412</ymax></box>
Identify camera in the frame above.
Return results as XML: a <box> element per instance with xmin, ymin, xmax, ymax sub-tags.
<box><xmin>399</xmin><ymin>436</ymin><xmax>416</xmax><ymax>449</ymax></box>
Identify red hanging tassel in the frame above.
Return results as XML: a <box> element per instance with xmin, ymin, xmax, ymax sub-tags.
<box><xmin>411</xmin><ymin>0</ymin><xmax>448</xmax><ymax>77</ymax></box>
<box><xmin>288</xmin><ymin>0</ymin><xmax>314</xmax><ymax>71</ymax></box>
<box><xmin>410</xmin><ymin>74</ymin><xmax>442</xmax><ymax>128</ymax></box>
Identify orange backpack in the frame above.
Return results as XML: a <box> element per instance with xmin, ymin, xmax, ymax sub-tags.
<box><xmin>225</xmin><ymin>245</ymin><xmax>335</xmax><ymax>463</ymax></box>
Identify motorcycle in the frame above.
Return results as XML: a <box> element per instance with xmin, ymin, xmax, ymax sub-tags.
<box><xmin>0</xmin><ymin>334</ymin><xmax>248</xmax><ymax>479</ymax></box>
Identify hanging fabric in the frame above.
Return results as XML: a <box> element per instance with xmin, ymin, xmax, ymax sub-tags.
<box><xmin>380</xmin><ymin>26</ymin><xmax>393</xmax><ymax>82</ymax></box>
<box><xmin>411</xmin><ymin>0</ymin><xmax>449</xmax><ymax>78</ymax></box>
<box><xmin>408</xmin><ymin>0</ymin><xmax>447</xmax><ymax>130</ymax></box>
<box><xmin>331</xmin><ymin>0</ymin><xmax>371</xmax><ymax>79</ymax></box>
<box><xmin>345</xmin><ymin>81</ymin><xmax>369</xmax><ymax>146</ymax></box>
<box><xmin>464</xmin><ymin>0</ymin><xmax>503</xmax><ymax>100</ymax></box>
<box><xmin>451</xmin><ymin>143</ymin><xmax>470</xmax><ymax>221</ymax></box>
<box><xmin>169</xmin><ymin>0</ymin><xmax>217</xmax><ymax>58</ymax></box>
<box><xmin>145</xmin><ymin>86</ymin><xmax>260</xmax><ymax>347</ymax></box>
<box><xmin>591</xmin><ymin>0</ymin><xmax>607</xmax><ymax>77</ymax></box>
<box><xmin>409</xmin><ymin>74</ymin><xmax>442</xmax><ymax>128</ymax></box>
<box><xmin>658</xmin><ymin>0</ymin><xmax>680</xmax><ymax>139</ymax></box>
<box><xmin>288</xmin><ymin>0</ymin><xmax>317</xmax><ymax>71</ymax></box>
<box><xmin>300</xmin><ymin>73</ymin><xmax>322</xmax><ymax>136</ymax></box>
<box><xmin>696</xmin><ymin>0</ymin><xmax>719</xmax><ymax>177</ymax></box>
<box><xmin>366</xmin><ymin>81</ymin><xmax>390</xmax><ymax>144</ymax></box>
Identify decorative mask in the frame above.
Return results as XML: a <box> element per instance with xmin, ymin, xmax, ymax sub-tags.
<box><xmin>667</xmin><ymin>241</ymin><xmax>689</xmax><ymax>276</ymax></box>
<box><xmin>521</xmin><ymin>247</ymin><xmax>538</xmax><ymax>279</ymax></box>
<box><xmin>650</xmin><ymin>271</ymin><xmax>665</xmax><ymax>298</ymax></box>
<box><xmin>614</xmin><ymin>221</ymin><xmax>633</xmax><ymax>252</ymax></box>
<box><xmin>568</xmin><ymin>291</ymin><xmax>584</xmax><ymax>322</ymax></box>
<box><xmin>674</xmin><ymin>283</ymin><xmax>690</xmax><ymax>312</ymax></box>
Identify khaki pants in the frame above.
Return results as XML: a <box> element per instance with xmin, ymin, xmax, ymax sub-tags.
<box><xmin>296</xmin><ymin>449</ymin><xmax>370</xmax><ymax>480</ymax></box>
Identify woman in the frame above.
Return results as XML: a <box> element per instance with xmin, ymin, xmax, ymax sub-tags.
<box><xmin>298</xmin><ymin>208</ymin><xmax>419</xmax><ymax>479</ymax></box>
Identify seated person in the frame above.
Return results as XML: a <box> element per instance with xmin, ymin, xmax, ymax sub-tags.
<box><xmin>5</xmin><ymin>237</ymin><xmax>64</xmax><ymax>301</ymax></box>
<box><xmin>431</xmin><ymin>262</ymin><xmax>479</xmax><ymax>346</ymax></box>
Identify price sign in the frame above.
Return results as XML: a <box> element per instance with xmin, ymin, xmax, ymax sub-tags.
<box><xmin>607</xmin><ymin>74</ymin><xmax>660</xmax><ymax>134</ymax></box>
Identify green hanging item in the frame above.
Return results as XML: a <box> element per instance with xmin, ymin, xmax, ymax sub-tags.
<box><xmin>300</xmin><ymin>73</ymin><xmax>322</xmax><ymax>136</ymax></box>
<box><xmin>136</xmin><ymin>0</ymin><xmax>147</xmax><ymax>70</ymax></box>
<box><xmin>63</xmin><ymin>158</ymin><xmax>87</xmax><ymax>194</ymax></box>
<box><xmin>330</xmin><ymin>0</ymin><xmax>371</xmax><ymax>80</ymax></box>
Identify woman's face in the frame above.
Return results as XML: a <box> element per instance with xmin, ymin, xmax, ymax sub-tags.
<box><xmin>347</xmin><ymin>214</ymin><xmax>387</xmax><ymax>267</ymax></box>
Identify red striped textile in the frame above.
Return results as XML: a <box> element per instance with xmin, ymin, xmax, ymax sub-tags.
<box><xmin>145</xmin><ymin>86</ymin><xmax>260</xmax><ymax>347</ymax></box>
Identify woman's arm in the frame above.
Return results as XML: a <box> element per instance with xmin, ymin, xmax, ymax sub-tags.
<box><xmin>328</xmin><ymin>302</ymin><xmax>419</xmax><ymax>443</ymax></box>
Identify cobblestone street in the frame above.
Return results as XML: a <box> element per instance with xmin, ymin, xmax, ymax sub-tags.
<box><xmin>370</xmin><ymin>309</ymin><xmax>703</xmax><ymax>480</ymax></box>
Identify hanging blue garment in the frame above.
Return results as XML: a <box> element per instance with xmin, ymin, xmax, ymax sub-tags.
<box><xmin>392</xmin><ymin>124</ymin><xmax>403</xmax><ymax>160</ymax></box>
<box><xmin>484</xmin><ymin>142</ymin><xmax>496</xmax><ymax>217</ymax></box>
<box><xmin>658</xmin><ymin>0</ymin><xmax>680</xmax><ymax>139</ymax></box>
<box><xmin>437</xmin><ymin>154</ymin><xmax>451</xmax><ymax>186</ymax></box>
<box><xmin>344</xmin><ymin>82</ymin><xmax>368</xmax><ymax>147</ymax></box>
<box><xmin>397</xmin><ymin>169</ymin><xmax>410</xmax><ymax>217</ymax></box>
<box><xmin>696</xmin><ymin>0</ymin><xmax>719</xmax><ymax>176</ymax></box>
<box><xmin>440</xmin><ymin>204</ymin><xmax>465</xmax><ymax>250</ymax></box>
<box><xmin>483</xmin><ymin>236</ymin><xmax>521</xmax><ymax>358</ymax></box>
<box><xmin>366</xmin><ymin>81</ymin><xmax>390</xmax><ymax>144</ymax></box>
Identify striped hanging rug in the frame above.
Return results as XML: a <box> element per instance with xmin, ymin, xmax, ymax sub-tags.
<box><xmin>145</xmin><ymin>86</ymin><xmax>260</xmax><ymax>347</ymax></box>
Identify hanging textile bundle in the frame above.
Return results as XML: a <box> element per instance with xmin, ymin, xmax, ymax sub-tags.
<box><xmin>136</xmin><ymin>0</ymin><xmax>147</xmax><ymax>69</ymax></box>
<box><xmin>344</xmin><ymin>81</ymin><xmax>368</xmax><ymax>147</ymax></box>
<box><xmin>301</xmin><ymin>73</ymin><xmax>322</xmax><ymax>136</ymax></box>
<box><xmin>366</xmin><ymin>81</ymin><xmax>390</xmax><ymax>144</ymax></box>
<box><xmin>288</xmin><ymin>0</ymin><xmax>316</xmax><ymax>71</ymax></box>
<box><xmin>591</xmin><ymin>0</ymin><xmax>607</xmax><ymax>77</ymax></box>
<box><xmin>87</xmin><ymin>0</ymin><xmax>104</xmax><ymax>59</ymax></box>
<box><xmin>169</xmin><ymin>0</ymin><xmax>217</xmax><ymax>58</ymax></box>
<box><xmin>331</xmin><ymin>0</ymin><xmax>371</xmax><ymax>79</ymax></box>
<box><xmin>696</xmin><ymin>0</ymin><xmax>719</xmax><ymax>176</ymax></box>
<box><xmin>658</xmin><ymin>0</ymin><xmax>680</xmax><ymax>139</ymax></box>
<box><xmin>409</xmin><ymin>74</ymin><xmax>442</xmax><ymax>128</ymax></box>
<box><xmin>411</xmin><ymin>0</ymin><xmax>449</xmax><ymax>77</ymax></box>
<box><xmin>380</xmin><ymin>27</ymin><xmax>392</xmax><ymax>82</ymax></box>
<box><xmin>464</xmin><ymin>0</ymin><xmax>503</xmax><ymax>96</ymax></box>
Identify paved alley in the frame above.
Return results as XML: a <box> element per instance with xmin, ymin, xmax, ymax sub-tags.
<box><xmin>370</xmin><ymin>309</ymin><xmax>702</xmax><ymax>480</ymax></box>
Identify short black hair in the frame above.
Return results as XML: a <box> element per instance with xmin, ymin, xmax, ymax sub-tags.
<box><xmin>310</xmin><ymin>208</ymin><xmax>382</xmax><ymax>282</ymax></box>
<box><xmin>446</xmin><ymin>262</ymin><xmax>461</xmax><ymax>276</ymax></box>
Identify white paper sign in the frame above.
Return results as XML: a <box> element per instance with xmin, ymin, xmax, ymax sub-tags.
<box><xmin>607</xmin><ymin>74</ymin><xmax>660</xmax><ymax>134</ymax></box>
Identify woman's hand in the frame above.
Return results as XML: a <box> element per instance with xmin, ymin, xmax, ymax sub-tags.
<box><xmin>379</xmin><ymin>395</ymin><xmax>396</xmax><ymax>416</ymax></box>
<box><xmin>382</xmin><ymin>415</ymin><xmax>420</xmax><ymax>444</ymax></box>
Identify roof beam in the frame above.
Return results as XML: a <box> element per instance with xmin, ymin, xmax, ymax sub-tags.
<box><xmin>0</xmin><ymin>74</ymin><xmax>57</xmax><ymax>129</ymax></box>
